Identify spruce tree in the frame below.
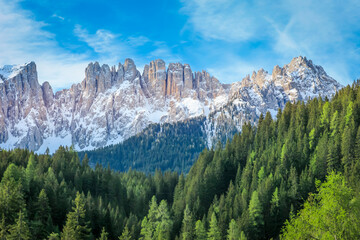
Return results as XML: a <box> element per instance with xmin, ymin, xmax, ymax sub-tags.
<box><xmin>97</xmin><ymin>227</ymin><xmax>108</xmax><ymax>240</ymax></box>
<box><xmin>207</xmin><ymin>213</ymin><xmax>221</xmax><ymax>240</ymax></box>
<box><xmin>8</xmin><ymin>211</ymin><xmax>31</xmax><ymax>240</ymax></box>
<box><xmin>181</xmin><ymin>205</ymin><xmax>194</xmax><ymax>240</ymax></box>
<box><xmin>248</xmin><ymin>191</ymin><xmax>264</xmax><ymax>239</ymax></box>
<box><xmin>154</xmin><ymin>200</ymin><xmax>173</xmax><ymax>240</ymax></box>
<box><xmin>0</xmin><ymin>165</ymin><xmax>26</xmax><ymax>225</ymax></box>
<box><xmin>0</xmin><ymin>214</ymin><xmax>8</xmax><ymax>240</ymax></box>
<box><xmin>227</xmin><ymin>219</ymin><xmax>240</xmax><ymax>240</ymax></box>
<box><xmin>194</xmin><ymin>220</ymin><xmax>206</xmax><ymax>240</ymax></box>
<box><xmin>47</xmin><ymin>232</ymin><xmax>60</xmax><ymax>240</ymax></box>
<box><xmin>35</xmin><ymin>189</ymin><xmax>51</xmax><ymax>224</ymax></box>
<box><xmin>61</xmin><ymin>192</ymin><xmax>91</xmax><ymax>240</ymax></box>
<box><xmin>118</xmin><ymin>226</ymin><xmax>132</xmax><ymax>240</ymax></box>
<box><xmin>341</xmin><ymin>124</ymin><xmax>354</xmax><ymax>175</ymax></box>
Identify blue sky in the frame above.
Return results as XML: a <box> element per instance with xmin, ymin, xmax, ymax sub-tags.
<box><xmin>0</xmin><ymin>0</ymin><xmax>359</xmax><ymax>90</ymax></box>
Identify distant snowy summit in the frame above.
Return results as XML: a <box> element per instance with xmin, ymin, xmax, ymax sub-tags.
<box><xmin>0</xmin><ymin>56</ymin><xmax>342</xmax><ymax>152</ymax></box>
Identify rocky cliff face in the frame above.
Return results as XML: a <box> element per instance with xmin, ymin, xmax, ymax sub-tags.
<box><xmin>203</xmin><ymin>56</ymin><xmax>342</xmax><ymax>146</ymax></box>
<box><xmin>0</xmin><ymin>56</ymin><xmax>342</xmax><ymax>152</ymax></box>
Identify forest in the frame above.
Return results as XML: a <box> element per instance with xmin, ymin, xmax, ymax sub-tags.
<box><xmin>0</xmin><ymin>82</ymin><xmax>360</xmax><ymax>239</ymax></box>
<box><xmin>79</xmin><ymin>117</ymin><xmax>209</xmax><ymax>173</ymax></box>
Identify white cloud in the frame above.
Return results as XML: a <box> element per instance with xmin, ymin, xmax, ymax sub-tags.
<box><xmin>180</xmin><ymin>0</ymin><xmax>259</xmax><ymax>42</ymax></box>
<box><xmin>74</xmin><ymin>25</ymin><xmax>119</xmax><ymax>55</ymax></box>
<box><xmin>0</xmin><ymin>1</ymin><xmax>178</xmax><ymax>90</ymax></box>
<box><xmin>181</xmin><ymin>0</ymin><xmax>360</xmax><ymax>84</ymax></box>
<box><xmin>127</xmin><ymin>36</ymin><xmax>150</xmax><ymax>47</ymax></box>
<box><xmin>0</xmin><ymin>0</ymin><xmax>88</xmax><ymax>90</ymax></box>
<box><xmin>73</xmin><ymin>25</ymin><xmax>179</xmax><ymax>69</ymax></box>
<box><xmin>51</xmin><ymin>14</ymin><xmax>65</xmax><ymax>21</ymax></box>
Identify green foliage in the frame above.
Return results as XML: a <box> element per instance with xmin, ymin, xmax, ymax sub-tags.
<box><xmin>0</xmin><ymin>215</ymin><xmax>8</xmax><ymax>240</ymax></box>
<box><xmin>180</xmin><ymin>205</ymin><xmax>194</xmax><ymax>240</ymax></box>
<box><xmin>194</xmin><ymin>220</ymin><xmax>206</xmax><ymax>240</ymax></box>
<box><xmin>61</xmin><ymin>192</ymin><xmax>91</xmax><ymax>240</ymax></box>
<box><xmin>207</xmin><ymin>213</ymin><xmax>221</xmax><ymax>240</ymax></box>
<box><xmin>227</xmin><ymin>219</ymin><xmax>240</xmax><ymax>240</ymax></box>
<box><xmin>0</xmin><ymin>165</ymin><xmax>26</xmax><ymax>225</ymax></box>
<box><xmin>281</xmin><ymin>172</ymin><xmax>360</xmax><ymax>239</ymax></box>
<box><xmin>248</xmin><ymin>191</ymin><xmax>264</xmax><ymax>239</ymax></box>
<box><xmin>8</xmin><ymin>211</ymin><xmax>31</xmax><ymax>240</ymax></box>
<box><xmin>47</xmin><ymin>232</ymin><xmax>60</xmax><ymax>240</ymax></box>
<box><xmin>118</xmin><ymin>226</ymin><xmax>132</xmax><ymax>240</ymax></box>
<box><xmin>79</xmin><ymin>118</ymin><xmax>213</xmax><ymax>173</ymax></box>
<box><xmin>97</xmin><ymin>227</ymin><xmax>108</xmax><ymax>240</ymax></box>
<box><xmin>140</xmin><ymin>197</ymin><xmax>173</xmax><ymax>240</ymax></box>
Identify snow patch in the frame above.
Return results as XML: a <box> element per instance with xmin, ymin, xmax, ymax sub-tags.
<box><xmin>36</xmin><ymin>135</ymin><xmax>72</xmax><ymax>154</ymax></box>
<box><xmin>0</xmin><ymin>63</ymin><xmax>27</xmax><ymax>80</ymax></box>
<box><xmin>148</xmin><ymin>110</ymin><xmax>167</xmax><ymax>123</ymax></box>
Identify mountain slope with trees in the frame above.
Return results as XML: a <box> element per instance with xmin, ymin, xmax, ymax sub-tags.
<box><xmin>78</xmin><ymin>117</ymin><xmax>211</xmax><ymax>173</ymax></box>
<box><xmin>0</xmin><ymin>82</ymin><xmax>359</xmax><ymax>239</ymax></box>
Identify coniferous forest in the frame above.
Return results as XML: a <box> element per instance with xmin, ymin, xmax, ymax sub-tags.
<box><xmin>79</xmin><ymin>117</ymin><xmax>209</xmax><ymax>174</ymax></box>
<box><xmin>1</xmin><ymin>83</ymin><xmax>360</xmax><ymax>239</ymax></box>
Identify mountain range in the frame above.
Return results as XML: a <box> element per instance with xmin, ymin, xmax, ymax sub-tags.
<box><xmin>0</xmin><ymin>56</ymin><xmax>342</xmax><ymax>153</ymax></box>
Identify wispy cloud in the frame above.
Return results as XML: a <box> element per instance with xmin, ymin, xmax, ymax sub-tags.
<box><xmin>181</xmin><ymin>0</ymin><xmax>360</xmax><ymax>84</ymax></box>
<box><xmin>51</xmin><ymin>14</ymin><xmax>65</xmax><ymax>21</ymax></box>
<box><xmin>0</xmin><ymin>0</ymin><xmax>88</xmax><ymax>90</ymax></box>
<box><xmin>0</xmin><ymin>0</ymin><xmax>178</xmax><ymax>89</ymax></box>
<box><xmin>73</xmin><ymin>24</ymin><xmax>180</xmax><ymax>69</ymax></box>
<box><xmin>74</xmin><ymin>25</ymin><xmax>122</xmax><ymax>57</ymax></box>
<box><xmin>180</xmin><ymin>0</ymin><xmax>260</xmax><ymax>42</ymax></box>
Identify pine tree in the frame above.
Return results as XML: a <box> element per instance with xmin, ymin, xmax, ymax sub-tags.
<box><xmin>61</xmin><ymin>192</ymin><xmax>91</xmax><ymax>240</ymax></box>
<box><xmin>181</xmin><ymin>205</ymin><xmax>194</xmax><ymax>240</ymax></box>
<box><xmin>248</xmin><ymin>191</ymin><xmax>264</xmax><ymax>239</ymax></box>
<box><xmin>118</xmin><ymin>225</ymin><xmax>132</xmax><ymax>240</ymax></box>
<box><xmin>194</xmin><ymin>220</ymin><xmax>206</xmax><ymax>240</ymax></box>
<box><xmin>227</xmin><ymin>219</ymin><xmax>240</xmax><ymax>240</ymax></box>
<box><xmin>327</xmin><ymin>135</ymin><xmax>341</xmax><ymax>172</ymax></box>
<box><xmin>0</xmin><ymin>165</ymin><xmax>26</xmax><ymax>225</ymax></box>
<box><xmin>35</xmin><ymin>189</ymin><xmax>51</xmax><ymax>224</ymax></box>
<box><xmin>140</xmin><ymin>196</ymin><xmax>158</xmax><ymax>240</ymax></box>
<box><xmin>97</xmin><ymin>227</ymin><xmax>108</xmax><ymax>240</ymax></box>
<box><xmin>341</xmin><ymin>124</ymin><xmax>354</xmax><ymax>175</ymax></box>
<box><xmin>25</xmin><ymin>154</ymin><xmax>36</xmax><ymax>192</ymax></box>
<box><xmin>154</xmin><ymin>200</ymin><xmax>173</xmax><ymax>240</ymax></box>
<box><xmin>47</xmin><ymin>232</ymin><xmax>60</xmax><ymax>240</ymax></box>
<box><xmin>207</xmin><ymin>213</ymin><xmax>221</xmax><ymax>240</ymax></box>
<box><xmin>140</xmin><ymin>217</ymin><xmax>153</xmax><ymax>240</ymax></box>
<box><xmin>239</xmin><ymin>231</ymin><xmax>247</xmax><ymax>240</ymax></box>
<box><xmin>0</xmin><ymin>214</ymin><xmax>8</xmax><ymax>240</ymax></box>
<box><xmin>8</xmin><ymin>211</ymin><xmax>31</xmax><ymax>240</ymax></box>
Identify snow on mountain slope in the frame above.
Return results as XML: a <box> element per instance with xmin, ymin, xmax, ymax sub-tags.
<box><xmin>0</xmin><ymin>64</ymin><xmax>29</xmax><ymax>81</ymax></box>
<box><xmin>203</xmin><ymin>56</ymin><xmax>342</xmax><ymax>147</ymax></box>
<box><xmin>0</xmin><ymin>56</ymin><xmax>342</xmax><ymax>153</ymax></box>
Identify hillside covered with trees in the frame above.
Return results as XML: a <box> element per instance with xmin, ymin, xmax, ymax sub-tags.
<box><xmin>0</xmin><ymin>83</ymin><xmax>360</xmax><ymax>239</ymax></box>
<box><xmin>79</xmin><ymin>118</ymin><xmax>209</xmax><ymax>174</ymax></box>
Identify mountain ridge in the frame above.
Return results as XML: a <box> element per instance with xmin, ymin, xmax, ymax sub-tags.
<box><xmin>0</xmin><ymin>56</ymin><xmax>342</xmax><ymax>152</ymax></box>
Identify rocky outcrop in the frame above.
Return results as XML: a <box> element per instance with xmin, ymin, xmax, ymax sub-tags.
<box><xmin>0</xmin><ymin>56</ymin><xmax>343</xmax><ymax>152</ymax></box>
<box><xmin>204</xmin><ymin>56</ymin><xmax>342</xmax><ymax>147</ymax></box>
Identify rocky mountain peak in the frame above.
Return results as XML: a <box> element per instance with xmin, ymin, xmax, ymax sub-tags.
<box><xmin>142</xmin><ymin>59</ymin><xmax>166</xmax><ymax>98</ymax></box>
<box><xmin>83</xmin><ymin>62</ymin><xmax>111</xmax><ymax>95</ymax></box>
<box><xmin>286</xmin><ymin>56</ymin><xmax>317</xmax><ymax>74</ymax></box>
<box><xmin>0</xmin><ymin>57</ymin><xmax>343</xmax><ymax>153</ymax></box>
<box><xmin>123</xmin><ymin>58</ymin><xmax>139</xmax><ymax>82</ymax></box>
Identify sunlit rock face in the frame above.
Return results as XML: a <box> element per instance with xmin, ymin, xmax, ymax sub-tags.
<box><xmin>0</xmin><ymin>56</ymin><xmax>342</xmax><ymax>152</ymax></box>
